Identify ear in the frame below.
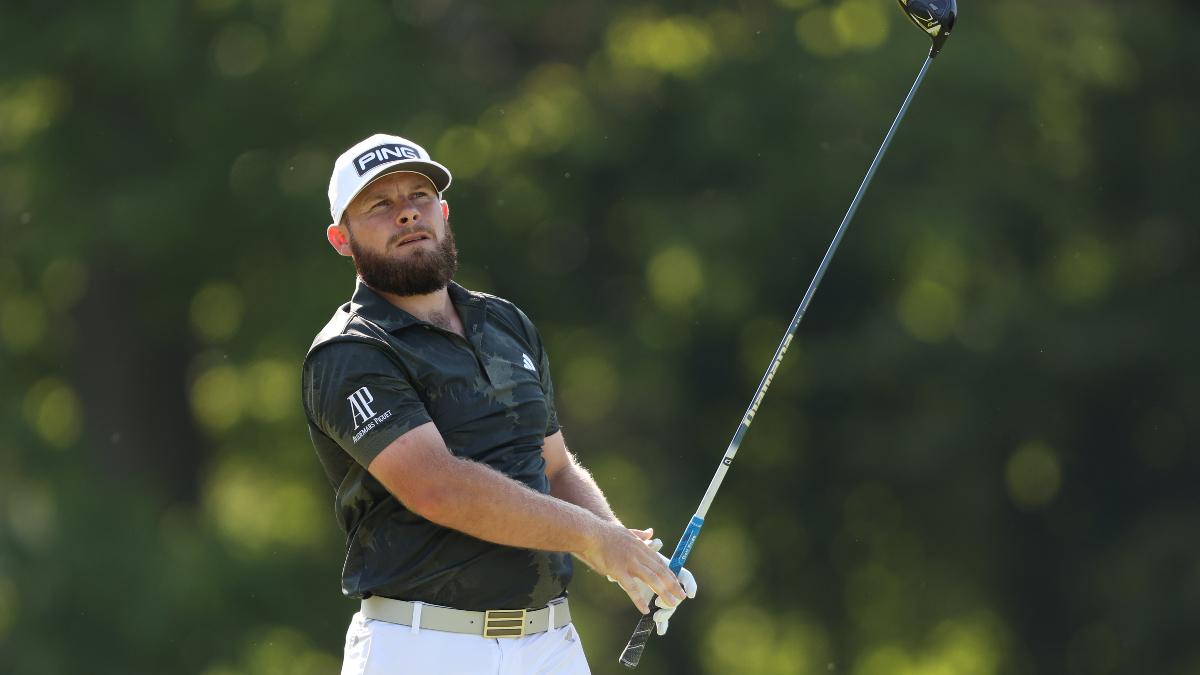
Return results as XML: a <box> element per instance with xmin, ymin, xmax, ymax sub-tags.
<box><xmin>441</xmin><ymin>200</ymin><xmax>449</xmax><ymax>221</ymax></box>
<box><xmin>327</xmin><ymin>222</ymin><xmax>353</xmax><ymax>257</ymax></box>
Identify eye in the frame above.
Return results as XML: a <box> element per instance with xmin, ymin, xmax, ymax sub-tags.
<box><xmin>372</xmin><ymin>199</ymin><xmax>389</xmax><ymax>210</ymax></box>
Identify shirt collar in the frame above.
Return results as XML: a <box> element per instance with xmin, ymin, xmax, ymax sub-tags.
<box><xmin>349</xmin><ymin>278</ymin><xmax>486</xmax><ymax>332</ymax></box>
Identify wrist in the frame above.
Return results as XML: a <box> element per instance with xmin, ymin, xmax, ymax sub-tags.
<box><xmin>575</xmin><ymin>517</ymin><xmax>614</xmax><ymax>562</ymax></box>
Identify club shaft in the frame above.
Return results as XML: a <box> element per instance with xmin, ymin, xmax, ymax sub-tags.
<box><xmin>693</xmin><ymin>54</ymin><xmax>932</xmax><ymax>522</ymax></box>
<box><xmin>620</xmin><ymin>55</ymin><xmax>935</xmax><ymax>669</ymax></box>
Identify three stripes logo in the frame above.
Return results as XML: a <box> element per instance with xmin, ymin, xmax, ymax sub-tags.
<box><xmin>521</xmin><ymin>353</ymin><xmax>536</xmax><ymax>372</ymax></box>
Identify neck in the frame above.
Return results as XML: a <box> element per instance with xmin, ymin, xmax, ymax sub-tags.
<box><xmin>373</xmin><ymin>283</ymin><xmax>464</xmax><ymax>336</ymax></box>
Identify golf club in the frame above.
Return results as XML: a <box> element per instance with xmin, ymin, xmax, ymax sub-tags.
<box><xmin>617</xmin><ymin>0</ymin><xmax>957</xmax><ymax>668</ymax></box>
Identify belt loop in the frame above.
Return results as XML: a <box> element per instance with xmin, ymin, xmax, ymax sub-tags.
<box><xmin>547</xmin><ymin>602</ymin><xmax>555</xmax><ymax>631</ymax></box>
<box><xmin>410</xmin><ymin>602</ymin><xmax>422</xmax><ymax>636</ymax></box>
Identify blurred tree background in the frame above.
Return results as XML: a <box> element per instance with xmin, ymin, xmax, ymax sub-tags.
<box><xmin>1</xmin><ymin>0</ymin><xmax>1198</xmax><ymax>672</ymax></box>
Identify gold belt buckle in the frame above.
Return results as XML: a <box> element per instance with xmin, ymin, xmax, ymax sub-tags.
<box><xmin>483</xmin><ymin>609</ymin><xmax>527</xmax><ymax>638</ymax></box>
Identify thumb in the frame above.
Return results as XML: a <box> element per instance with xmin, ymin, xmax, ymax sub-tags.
<box><xmin>629</xmin><ymin>528</ymin><xmax>654</xmax><ymax>541</ymax></box>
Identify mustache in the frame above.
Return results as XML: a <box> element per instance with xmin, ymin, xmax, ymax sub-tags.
<box><xmin>387</xmin><ymin>225</ymin><xmax>437</xmax><ymax>248</ymax></box>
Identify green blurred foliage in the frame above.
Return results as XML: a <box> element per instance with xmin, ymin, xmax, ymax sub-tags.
<box><xmin>1</xmin><ymin>0</ymin><xmax>1198</xmax><ymax>673</ymax></box>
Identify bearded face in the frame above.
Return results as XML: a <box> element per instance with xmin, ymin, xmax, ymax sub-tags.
<box><xmin>347</xmin><ymin>219</ymin><xmax>458</xmax><ymax>297</ymax></box>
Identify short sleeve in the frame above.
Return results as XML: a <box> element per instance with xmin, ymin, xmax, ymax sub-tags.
<box><xmin>303</xmin><ymin>341</ymin><xmax>433</xmax><ymax>468</ymax></box>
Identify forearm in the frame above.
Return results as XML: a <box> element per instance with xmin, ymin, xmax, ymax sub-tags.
<box><xmin>388</xmin><ymin>450</ymin><xmax>604</xmax><ymax>555</ymax></box>
<box><xmin>367</xmin><ymin>423</ymin><xmax>680</xmax><ymax>600</ymax></box>
<box><xmin>550</xmin><ymin>461</ymin><xmax>620</xmax><ymax>525</ymax></box>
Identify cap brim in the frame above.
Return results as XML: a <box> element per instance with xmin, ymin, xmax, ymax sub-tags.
<box><xmin>369</xmin><ymin>160</ymin><xmax>452</xmax><ymax>193</ymax></box>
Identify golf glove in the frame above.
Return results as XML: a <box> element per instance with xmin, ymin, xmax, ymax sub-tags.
<box><xmin>608</xmin><ymin>538</ymin><xmax>698</xmax><ymax>635</ymax></box>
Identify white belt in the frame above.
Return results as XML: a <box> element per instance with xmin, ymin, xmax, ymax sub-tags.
<box><xmin>361</xmin><ymin>596</ymin><xmax>571</xmax><ymax>638</ymax></box>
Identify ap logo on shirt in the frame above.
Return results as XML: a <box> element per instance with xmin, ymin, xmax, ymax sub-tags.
<box><xmin>348</xmin><ymin>387</ymin><xmax>376</xmax><ymax>429</ymax></box>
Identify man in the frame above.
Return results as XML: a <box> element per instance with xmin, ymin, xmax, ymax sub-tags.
<box><xmin>301</xmin><ymin>134</ymin><xmax>697</xmax><ymax>674</ymax></box>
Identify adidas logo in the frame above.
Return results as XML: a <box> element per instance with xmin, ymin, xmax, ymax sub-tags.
<box><xmin>521</xmin><ymin>353</ymin><xmax>537</xmax><ymax>372</ymax></box>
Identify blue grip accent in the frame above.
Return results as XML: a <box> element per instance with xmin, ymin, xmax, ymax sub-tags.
<box><xmin>668</xmin><ymin>516</ymin><xmax>704</xmax><ymax>574</ymax></box>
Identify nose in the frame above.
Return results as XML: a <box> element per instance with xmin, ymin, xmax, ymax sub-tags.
<box><xmin>396</xmin><ymin>199</ymin><xmax>421</xmax><ymax>226</ymax></box>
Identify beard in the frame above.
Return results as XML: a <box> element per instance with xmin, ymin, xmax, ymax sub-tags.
<box><xmin>348</xmin><ymin>221</ymin><xmax>459</xmax><ymax>297</ymax></box>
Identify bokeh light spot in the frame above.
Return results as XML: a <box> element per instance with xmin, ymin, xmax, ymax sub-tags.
<box><xmin>607</xmin><ymin>10</ymin><xmax>716</xmax><ymax>76</ymax></box>
<box><xmin>0</xmin><ymin>76</ymin><xmax>71</xmax><ymax>151</ymax></box>
<box><xmin>1052</xmin><ymin>235</ymin><xmax>1113</xmax><ymax>305</ymax></box>
<box><xmin>481</xmin><ymin>66</ymin><xmax>591</xmax><ymax>158</ymax></box>
<box><xmin>282</xmin><ymin>0</ymin><xmax>333</xmax><ymax>54</ymax></box>
<box><xmin>0</xmin><ymin>293</ymin><xmax>48</xmax><ymax>353</ymax></box>
<box><xmin>832</xmin><ymin>0</ymin><xmax>890</xmax><ymax>51</ymax></box>
<box><xmin>691</xmin><ymin>525</ymin><xmax>758</xmax><ymax>599</ymax></box>
<box><xmin>245</xmin><ymin>360</ymin><xmax>298</xmax><ymax>422</ymax></box>
<box><xmin>191</xmin><ymin>281</ymin><xmax>244</xmax><ymax>344</ymax></box>
<box><xmin>41</xmin><ymin>257</ymin><xmax>88</xmax><ymax>311</ymax></box>
<box><xmin>907</xmin><ymin>234</ymin><xmax>969</xmax><ymax>291</ymax></box>
<box><xmin>22</xmin><ymin>378</ymin><xmax>82</xmax><ymax>449</ymax></box>
<box><xmin>647</xmin><ymin>246</ymin><xmax>704</xmax><ymax>309</ymax></box>
<box><xmin>898</xmin><ymin>279</ymin><xmax>960</xmax><ymax>343</ymax></box>
<box><xmin>7</xmin><ymin>484</ymin><xmax>57</xmax><ymax>551</ymax></box>
<box><xmin>855</xmin><ymin>613</ymin><xmax>1003</xmax><ymax>675</ymax></box>
<box><xmin>560</xmin><ymin>356</ymin><xmax>619</xmax><ymax>422</ymax></box>
<box><xmin>436</xmin><ymin>126</ymin><xmax>493</xmax><ymax>179</ymax></box>
<box><xmin>796</xmin><ymin>9</ymin><xmax>847</xmax><ymax>57</ymax></box>
<box><xmin>1005</xmin><ymin>441</ymin><xmax>1062</xmax><ymax>509</ymax></box>
<box><xmin>192</xmin><ymin>365</ymin><xmax>245</xmax><ymax>432</ymax></box>
<box><xmin>205</xmin><ymin>459</ymin><xmax>325</xmax><ymax>554</ymax></box>
<box><xmin>705</xmin><ymin>606</ymin><xmax>829</xmax><ymax>675</ymax></box>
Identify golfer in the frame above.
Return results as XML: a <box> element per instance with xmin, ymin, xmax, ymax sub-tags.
<box><xmin>301</xmin><ymin>134</ymin><xmax>697</xmax><ymax>674</ymax></box>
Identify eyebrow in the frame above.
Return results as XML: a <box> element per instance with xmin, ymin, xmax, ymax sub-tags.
<box><xmin>359</xmin><ymin>180</ymin><xmax>436</xmax><ymax>207</ymax></box>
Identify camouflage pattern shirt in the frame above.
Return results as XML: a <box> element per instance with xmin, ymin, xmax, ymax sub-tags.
<box><xmin>301</xmin><ymin>280</ymin><xmax>572</xmax><ymax>611</ymax></box>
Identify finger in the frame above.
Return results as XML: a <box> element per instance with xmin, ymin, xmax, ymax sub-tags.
<box><xmin>655</xmin><ymin>619</ymin><xmax>669</xmax><ymax>636</ymax></box>
<box><xmin>614</xmin><ymin>573</ymin><xmax>651</xmax><ymax>614</ymax></box>
<box><xmin>652</xmin><ymin>605</ymin><xmax>676</xmax><ymax>622</ymax></box>
<box><xmin>678</xmin><ymin>567</ymin><xmax>698</xmax><ymax>598</ymax></box>
<box><xmin>629</xmin><ymin>528</ymin><xmax>653</xmax><ymax>541</ymax></box>
<box><xmin>654</xmin><ymin>594</ymin><xmax>684</xmax><ymax>610</ymax></box>
<box><xmin>648</xmin><ymin>554</ymin><xmax>688</xmax><ymax>603</ymax></box>
<box><xmin>637</xmin><ymin>561</ymin><xmax>685</xmax><ymax>606</ymax></box>
<box><xmin>646</xmin><ymin>538</ymin><xmax>664</xmax><ymax>553</ymax></box>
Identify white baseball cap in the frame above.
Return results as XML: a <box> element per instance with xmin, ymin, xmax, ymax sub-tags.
<box><xmin>328</xmin><ymin>133</ymin><xmax>452</xmax><ymax>224</ymax></box>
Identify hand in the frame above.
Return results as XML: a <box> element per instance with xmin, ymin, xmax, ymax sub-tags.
<box><xmin>607</xmin><ymin>529</ymin><xmax>698</xmax><ymax>635</ymax></box>
<box><xmin>578</xmin><ymin>524</ymin><xmax>688</xmax><ymax>615</ymax></box>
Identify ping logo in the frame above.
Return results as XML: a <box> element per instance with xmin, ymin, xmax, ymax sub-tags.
<box><xmin>521</xmin><ymin>353</ymin><xmax>536</xmax><ymax>372</ymax></box>
<box><xmin>348</xmin><ymin>387</ymin><xmax>377</xmax><ymax>429</ymax></box>
<box><xmin>353</xmin><ymin>143</ymin><xmax>422</xmax><ymax>176</ymax></box>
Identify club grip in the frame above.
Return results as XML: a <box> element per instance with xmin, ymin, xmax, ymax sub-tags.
<box><xmin>617</xmin><ymin>516</ymin><xmax>705</xmax><ymax>668</ymax></box>
<box><xmin>618</xmin><ymin>612</ymin><xmax>656</xmax><ymax>668</ymax></box>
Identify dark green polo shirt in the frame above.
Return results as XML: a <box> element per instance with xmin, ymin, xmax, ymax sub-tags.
<box><xmin>301</xmin><ymin>280</ymin><xmax>572</xmax><ymax>611</ymax></box>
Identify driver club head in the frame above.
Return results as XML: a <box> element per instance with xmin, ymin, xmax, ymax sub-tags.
<box><xmin>896</xmin><ymin>0</ymin><xmax>957</xmax><ymax>57</ymax></box>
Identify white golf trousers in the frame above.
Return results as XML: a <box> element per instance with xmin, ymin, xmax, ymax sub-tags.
<box><xmin>340</xmin><ymin>612</ymin><xmax>591</xmax><ymax>675</ymax></box>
